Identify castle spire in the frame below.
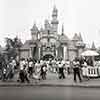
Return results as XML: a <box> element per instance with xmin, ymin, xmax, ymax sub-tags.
<box><xmin>31</xmin><ymin>23</ymin><xmax>39</xmax><ymax>40</ymax></box>
<box><xmin>52</xmin><ymin>5</ymin><xmax>58</xmax><ymax>17</ymax></box>
<box><xmin>91</xmin><ymin>42</ymin><xmax>96</xmax><ymax>50</ymax></box>
<box><xmin>51</xmin><ymin>5</ymin><xmax>59</xmax><ymax>33</ymax></box>
<box><xmin>31</xmin><ymin>23</ymin><xmax>38</xmax><ymax>33</ymax></box>
<box><xmin>44</xmin><ymin>19</ymin><xmax>50</xmax><ymax>31</ymax></box>
<box><xmin>61</xmin><ymin>24</ymin><xmax>64</xmax><ymax>35</ymax></box>
<box><xmin>79</xmin><ymin>32</ymin><xmax>83</xmax><ymax>41</ymax></box>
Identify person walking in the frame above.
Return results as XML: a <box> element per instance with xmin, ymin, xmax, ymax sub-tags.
<box><xmin>11</xmin><ymin>57</ymin><xmax>17</xmax><ymax>70</ymax></box>
<box><xmin>19</xmin><ymin>58</ymin><xmax>30</xmax><ymax>83</ymax></box>
<box><xmin>65</xmin><ymin>59</ymin><xmax>70</xmax><ymax>75</ymax></box>
<box><xmin>28</xmin><ymin>58</ymin><xmax>34</xmax><ymax>78</ymax></box>
<box><xmin>72</xmin><ymin>57</ymin><xmax>82</xmax><ymax>83</ymax></box>
<box><xmin>33</xmin><ymin>60</ymin><xmax>41</xmax><ymax>81</ymax></box>
<box><xmin>2</xmin><ymin>67</ymin><xmax>7</xmax><ymax>81</ymax></box>
<box><xmin>58</xmin><ymin>61</ymin><xmax>65</xmax><ymax>79</ymax></box>
<box><xmin>82</xmin><ymin>60</ymin><xmax>90</xmax><ymax>81</ymax></box>
<box><xmin>40</xmin><ymin>62</ymin><xmax>47</xmax><ymax>80</ymax></box>
<box><xmin>6</xmin><ymin>61</ymin><xmax>14</xmax><ymax>80</ymax></box>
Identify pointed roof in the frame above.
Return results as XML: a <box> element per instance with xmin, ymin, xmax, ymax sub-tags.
<box><xmin>91</xmin><ymin>42</ymin><xmax>96</xmax><ymax>50</ymax></box>
<box><xmin>79</xmin><ymin>32</ymin><xmax>83</xmax><ymax>41</ymax></box>
<box><xmin>44</xmin><ymin>19</ymin><xmax>51</xmax><ymax>30</ymax></box>
<box><xmin>45</xmin><ymin>19</ymin><xmax>49</xmax><ymax>25</ymax></box>
<box><xmin>68</xmin><ymin>40</ymin><xmax>77</xmax><ymax>50</ymax></box>
<box><xmin>31</xmin><ymin>23</ymin><xmax>38</xmax><ymax>33</ymax></box>
<box><xmin>53</xmin><ymin>5</ymin><xmax>58</xmax><ymax>13</ymax></box>
<box><xmin>51</xmin><ymin>5</ymin><xmax>59</xmax><ymax>25</ymax></box>
<box><xmin>40</xmin><ymin>27</ymin><xmax>44</xmax><ymax>33</ymax></box>
<box><xmin>20</xmin><ymin>40</ymin><xmax>39</xmax><ymax>50</ymax></box>
<box><xmin>72</xmin><ymin>33</ymin><xmax>80</xmax><ymax>41</ymax></box>
<box><xmin>52</xmin><ymin>5</ymin><xmax>58</xmax><ymax>17</ymax></box>
<box><xmin>59</xmin><ymin>34</ymin><xmax>69</xmax><ymax>43</ymax></box>
<box><xmin>20</xmin><ymin>40</ymin><xmax>32</xmax><ymax>50</ymax></box>
<box><xmin>61</xmin><ymin>24</ymin><xmax>64</xmax><ymax>35</ymax></box>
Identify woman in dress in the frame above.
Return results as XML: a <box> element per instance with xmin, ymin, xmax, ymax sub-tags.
<box><xmin>33</xmin><ymin>60</ymin><xmax>41</xmax><ymax>82</ymax></box>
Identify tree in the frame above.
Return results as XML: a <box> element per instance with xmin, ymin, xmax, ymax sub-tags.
<box><xmin>5</xmin><ymin>37</ymin><xmax>22</xmax><ymax>61</ymax></box>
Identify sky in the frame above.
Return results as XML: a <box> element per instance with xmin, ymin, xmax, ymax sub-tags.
<box><xmin>0</xmin><ymin>0</ymin><xmax>100</xmax><ymax>48</ymax></box>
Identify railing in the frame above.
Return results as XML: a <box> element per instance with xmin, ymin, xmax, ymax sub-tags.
<box><xmin>82</xmin><ymin>66</ymin><xmax>99</xmax><ymax>77</ymax></box>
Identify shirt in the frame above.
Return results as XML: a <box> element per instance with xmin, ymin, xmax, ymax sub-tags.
<box><xmin>29</xmin><ymin>61</ymin><xmax>33</xmax><ymax>67</ymax></box>
<box><xmin>73</xmin><ymin>61</ymin><xmax>80</xmax><ymax>68</ymax></box>
<box><xmin>20</xmin><ymin>60</ymin><xmax>26</xmax><ymax>70</ymax></box>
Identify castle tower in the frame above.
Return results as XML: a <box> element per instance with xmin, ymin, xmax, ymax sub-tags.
<box><xmin>61</xmin><ymin>24</ymin><xmax>64</xmax><ymax>35</ymax></box>
<box><xmin>91</xmin><ymin>42</ymin><xmax>96</xmax><ymax>50</ymax></box>
<box><xmin>79</xmin><ymin>32</ymin><xmax>83</xmax><ymax>41</ymax></box>
<box><xmin>31</xmin><ymin>23</ymin><xmax>39</xmax><ymax>40</ymax></box>
<box><xmin>51</xmin><ymin>5</ymin><xmax>59</xmax><ymax>33</ymax></box>
<box><xmin>44</xmin><ymin>19</ymin><xmax>51</xmax><ymax>32</ymax></box>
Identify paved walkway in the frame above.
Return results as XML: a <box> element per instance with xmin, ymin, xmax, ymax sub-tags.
<box><xmin>0</xmin><ymin>72</ymin><xmax>100</xmax><ymax>87</ymax></box>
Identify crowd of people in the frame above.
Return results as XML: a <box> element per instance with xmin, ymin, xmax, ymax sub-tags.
<box><xmin>17</xmin><ymin>58</ymin><xmax>69</xmax><ymax>83</ymax></box>
<box><xmin>0</xmin><ymin>56</ymin><xmax>93</xmax><ymax>83</ymax></box>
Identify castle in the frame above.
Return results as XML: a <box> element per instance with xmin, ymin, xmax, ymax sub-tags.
<box><xmin>20</xmin><ymin>6</ymin><xmax>85</xmax><ymax>61</ymax></box>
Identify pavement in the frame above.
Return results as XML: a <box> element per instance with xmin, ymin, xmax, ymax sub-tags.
<box><xmin>1</xmin><ymin>72</ymin><xmax>100</xmax><ymax>88</ymax></box>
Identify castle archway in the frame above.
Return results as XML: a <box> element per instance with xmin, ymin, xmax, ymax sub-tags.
<box><xmin>42</xmin><ymin>54</ymin><xmax>54</xmax><ymax>60</ymax></box>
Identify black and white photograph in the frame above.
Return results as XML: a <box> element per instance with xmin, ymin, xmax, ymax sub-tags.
<box><xmin>0</xmin><ymin>0</ymin><xmax>100</xmax><ymax>100</ymax></box>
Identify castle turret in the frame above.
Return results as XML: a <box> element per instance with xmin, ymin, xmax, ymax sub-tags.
<box><xmin>40</xmin><ymin>27</ymin><xmax>44</xmax><ymax>33</ymax></box>
<box><xmin>72</xmin><ymin>33</ymin><xmax>79</xmax><ymax>41</ymax></box>
<box><xmin>31</xmin><ymin>23</ymin><xmax>39</xmax><ymax>40</ymax></box>
<box><xmin>61</xmin><ymin>24</ymin><xmax>64</xmax><ymax>35</ymax></box>
<box><xmin>44</xmin><ymin>19</ymin><xmax>51</xmax><ymax>31</ymax></box>
<box><xmin>79</xmin><ymin>33</ymin><xmax>83</xmax><ymax>41</ymax></box>
<box><xmin>73</xmin><ymin>33</ymin><xmax>85</xmax><ymax>48</ymax></box>
<box><xmin>91</xmin><ymin>42</ymin><xmax>96</xmax><ymax>50</ymax></box>
<box><xmin>51</xmin><ymin>5</ymin><xmax>59</xmax><ymax>33</ymax></box>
